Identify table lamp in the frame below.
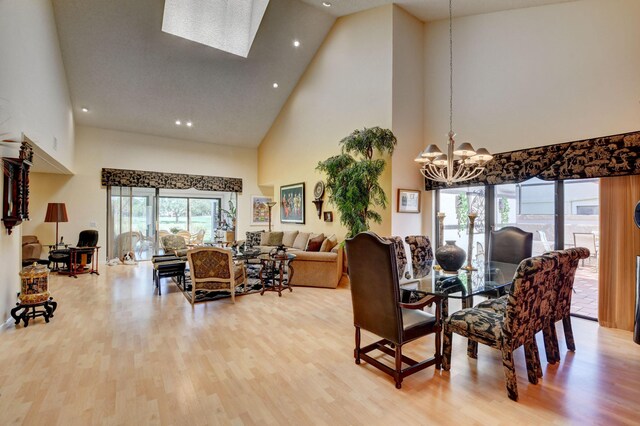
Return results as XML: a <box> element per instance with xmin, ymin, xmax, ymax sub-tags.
<box><xmin>44</xmin><ymin>203</ymin><xmax>68</xmax><ymax>245</ymax></box>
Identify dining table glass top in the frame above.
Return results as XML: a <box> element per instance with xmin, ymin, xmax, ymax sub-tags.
<box><xmin>399</xmin><ymin>260</ymin><xmax>520</xmax><ymax>300</ymax></box>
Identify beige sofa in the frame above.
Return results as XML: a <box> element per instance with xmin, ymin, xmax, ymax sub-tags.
<box><xmin>243</xmin><ymin>231</ymin><xmax>343</xmax><ymax>289</ymax></box>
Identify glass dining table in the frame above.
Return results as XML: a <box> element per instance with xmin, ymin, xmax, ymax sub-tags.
<box><xmin>399</xmin><ymin>260</ymin><xmax>520</xmax><ymax>317</ymax></box>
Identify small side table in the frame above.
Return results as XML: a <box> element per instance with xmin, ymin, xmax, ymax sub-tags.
<box><xmin>258</xmin><ymin>253</ymin><xmax>296</xmax><ymax>297</ymax></box>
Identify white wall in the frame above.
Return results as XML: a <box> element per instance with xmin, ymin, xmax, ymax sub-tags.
<box><xmin>391</xmin><ymin>6</ymin><xmax>428</xmax><ymax>240</ymax></box>
<box><xmin>0</xmin><ymin>0</ymin><xmax>75</xmax><ymax>171</ymax></box>
<box><xmin>423</xmin><ymin>0</ymin><xmax>640</xmax><ymax>154</ymax></box>
<box><xmin>258</xmin><ymin>5</ymin><xmax>394</xmax><ymax>239</ymax></box>
<box><xmin>0</xmin><ymin>0</ymin><xmax>75</xmax><ymax>322</ymax></box>
<box><xmin>23</xmin><ymin>126</ymin><xmax>261</xmax><ymax>255</ymax></box>
<box><xmin>0</xmin><ymin>144</ymin><xmax>22</xmax><ymax>323</ymax></box>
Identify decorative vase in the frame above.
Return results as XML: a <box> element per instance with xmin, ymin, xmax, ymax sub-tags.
<box><xmin>435</xmin><ymin>240</ymin><xmax>466</xmax><ymax>272</ymax></box>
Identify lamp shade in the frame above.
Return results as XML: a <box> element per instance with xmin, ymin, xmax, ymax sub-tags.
<box><xmin>44</xmin><ymin>203</ymin><xmax>68</xmax><ymax>223</ymax></box>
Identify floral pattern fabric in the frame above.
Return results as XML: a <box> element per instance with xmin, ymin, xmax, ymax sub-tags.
<box><xmin>382</xmin><ymin>236</ymin><xmax>408</xmax><ymax>280</ymax></box>
<box><xmin>425</xmin><ymin>130</ymin><xmax>640</xmax><ymax>190</ymax></box>
<box><xmin>404</xmin><ymin>235</ymin><xmax>434</xmax><ymax>278</ymax></box>
<box><xmin>443</xmin><ymin>254</ymin><xmax>558</xmax><ymax>401</ymax></box>
<box><xmin>102</xmin><ymin>168</ymin><xmax>243</xmax><ymax>192</ymax></box>
<box><xmin>245</xmin><ymin>231</ymin><xmax>264</xmax><ymax>248</ymax></box>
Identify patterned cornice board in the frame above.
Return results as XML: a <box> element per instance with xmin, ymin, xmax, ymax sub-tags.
<box><xmin>101</xmin><ymin>168</ymin><xmax>243</xmax><ymax>192</ymax></box>
<box><xmin>424</xmin><ymin>131</ymin><xmax>640</xmax><ymax>190</ymax></box>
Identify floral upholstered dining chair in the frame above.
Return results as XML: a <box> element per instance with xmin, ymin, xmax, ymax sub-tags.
<box><xmin>187</xmin><ymin>247</ymin><xmax>247</xmax><ymax>305</ymax></box>
<box><xmin>404</xmin><ymin>235</ymin><xmax>434</xmax><ymax>278</ymax></box>
<box><xmin>442</xmin><ymin>253</ymin><xmax>558</xmax><ymax>401</ymax></box>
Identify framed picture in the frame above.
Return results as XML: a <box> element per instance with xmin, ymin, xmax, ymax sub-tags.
<box><xmin>397</xmin><ymin>189</ymin><xmax>421</xmax><ymax>213</ymax></box>
<box><xmin>280</xmin><ymin>182</ymin><xmax>305</xmax><ymax>224</ymax></box>
<box><xmin>323</xmin><ymin>211</ymin><xmax>333</xmax><ymax>222</ymax></box>
<box><xmin>250</xmin><ymin>195</ymin><xmax>272</xmax><ymax>225</ymax></box>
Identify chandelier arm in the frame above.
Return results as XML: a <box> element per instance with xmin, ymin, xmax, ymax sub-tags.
<box><xmin>420</xmin><ymin>167</ymin><xmax>447</xmax><ymax>183</ymax></box>
<box><xmin>423</xmin><ymin>165</ymin><xmax>448</xmax><ymax>183</ymax></box>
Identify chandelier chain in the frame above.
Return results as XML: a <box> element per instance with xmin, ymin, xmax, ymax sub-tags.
<box><xmin>449</xmin><ymin>0</ymin><xmax>453</xmax><ymax>135</ymax></box>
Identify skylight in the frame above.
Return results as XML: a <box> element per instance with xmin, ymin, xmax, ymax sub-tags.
<box><xmin>162</xmin><ymin>0</ymin><xmax>270</xmax><ymax>58</ymax></box>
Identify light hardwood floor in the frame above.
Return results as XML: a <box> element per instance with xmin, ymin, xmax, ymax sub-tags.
<box><xmin>1</xmin><ymin>263</ymin><xmax>639</xmax><ymax>425</ymax></box>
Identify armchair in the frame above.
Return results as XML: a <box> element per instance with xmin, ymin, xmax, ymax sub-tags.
<box><xmin>48</xmin><ymin>230</ymin><xmax>99</xmax><ymax>276</ymax></box>
<box><xmin>488</xmin><ymin>226</ymin><xmax>533</xmax><ymax>282</ymax></box>
<box><xmin>187</xmin><ymin>247</ymin><xmax>247</xmax><ymax>305</ymax></box>
<box><xmin>22</xmin><ymin>235</ymin><xmax>43</xmax><ymax>264</ymax></box>
<box><xmin>345</xmin><ymin>232</ymin><xmax>442</xmax><ymax>389</ymax></box>
<box><xmin>161</xmin><ymin>234</ymin><xmax>188</xmax><ymax>259</ymax></box>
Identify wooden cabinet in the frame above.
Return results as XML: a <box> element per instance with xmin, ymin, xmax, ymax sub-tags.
<box><xmin>2</xmin><ymin>141</ymin><xmax>32</xmax><ymax>234</ymax></box>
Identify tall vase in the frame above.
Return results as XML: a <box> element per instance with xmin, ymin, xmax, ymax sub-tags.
<box><xmin>435</xmin><ymin>240</ymin><xmax>466</xmax><ymax>273</ymax></box>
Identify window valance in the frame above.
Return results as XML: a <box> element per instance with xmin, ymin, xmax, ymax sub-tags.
<box><xmin>101</xmin><ymin>168</ymin><xmax>243</xmax><ymax>192</ymax></box>
<box><xmin>424</xmin><ymin>130</ymin><xmax>640</xmax><ymax>190</ymax></box>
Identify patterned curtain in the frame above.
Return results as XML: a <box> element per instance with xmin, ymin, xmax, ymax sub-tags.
<box><xmin>101</xmin><ymin>168</ymin><xmax>242</xmax><ymax>192</ymax></box>
<box><xmin>598</xmin><ymin>175</ymin><xmax>640</xmax><ymax>331</ymax></box>
<box><xmin>424</xmin><ymin>131</ymin><xmax>640</xmax><ymax>191</ymax></box>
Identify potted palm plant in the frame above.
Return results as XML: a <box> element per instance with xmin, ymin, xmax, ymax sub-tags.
<box><xmin>317</xmin><ymin>126</ymin><xmax>396</xmax><ymax>238</ymax></box>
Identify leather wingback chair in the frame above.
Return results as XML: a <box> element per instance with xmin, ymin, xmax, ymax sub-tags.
<box><xmin>345</xmin><ymin>232</ymin><xmax>442</xmax><ymax>389</ymax></box>
<box><xmin>49</xmin><ymin>230</ymin><xmax>99</xmax><ymax>272</ymax></box>
<box><xmin>488</xmin><ymin>226</ymin><xmax>533</xmax><ymax>286</ymax></box>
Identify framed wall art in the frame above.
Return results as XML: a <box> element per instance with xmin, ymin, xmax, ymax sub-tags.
<box><xmin>323</xmin><ymin>211</ymin><xmax>333</xmax><ymax>222</ymax></box>
<box><xmin>397</xmin><ymin>189</ymin><xmax>420</xmax><ymax>213</ymax></box>
<box><xmin>280</xmin><ymin>182</ymin><xmax>305</xmax><ymax>224</ymax></box>
<box><xmin>250</xmin><ymin>195</ymin><xmax>272</xmax><ymax>225</ymax></box>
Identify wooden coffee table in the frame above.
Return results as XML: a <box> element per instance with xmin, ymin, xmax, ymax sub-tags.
<box><xmin>258</xmin><ymin>253</ymin><xmax>296</xmax><ymax>297</ymax></box>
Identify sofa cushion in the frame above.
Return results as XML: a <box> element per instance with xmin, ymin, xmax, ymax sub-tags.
<box><xmin>320</xmin><ymin>234</ymin><xmax>338</xmax><ymax>252</ymax></box>
<box><xmin>293</xmin><ymin>232</ymin><xmax>311</xmax><ymax>250</ymax></box>
<box><xmin>259</xmin><ymin>231</ymin><xmax>284</xmax><ymax>246</ymax></box>
<box><xmin>306</xmin><ymin>234</ymin><xmax>325</xmax><ymax>252</ymax></box>
<box><xmin>246</xmin><ymin>231</ymin><xmax>264</xmax><ymax>248</ymax></box>
<box><xmin>282</xmin><ymin>231</ymin><xmax>299</xmax><ymax>247</ymax></box>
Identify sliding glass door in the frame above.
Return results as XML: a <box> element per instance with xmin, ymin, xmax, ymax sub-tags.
<box><xmin>108</xmin><ymin>187</ymin><xmax>156</xmax><ymax>261</ymax></box>
<box><xmin>435</xmin><ymin>176</ymin><xmax>600</xmax><ymax>320</ymax></box>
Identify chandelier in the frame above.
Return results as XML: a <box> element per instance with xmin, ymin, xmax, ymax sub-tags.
<box><xmin>415</xmin><ymin>0</ymin><xmax>493</xmax><ymax>185</ymax></box>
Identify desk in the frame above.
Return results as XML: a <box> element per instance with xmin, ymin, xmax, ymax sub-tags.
<box><xmin>258</xmin><ymin>253</ymin><xmax>296</xmax><ymax>297</ymax></box>
<box><xmin>67</xmin><ymin>246</ymin><xmax>100</xmax><ymax>278</ymax></box>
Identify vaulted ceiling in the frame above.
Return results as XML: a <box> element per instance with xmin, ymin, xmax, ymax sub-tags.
<box><xmin>52</xmin><ymin>0</ymin><xmax>576</xmax><ymax>148</ymax></box>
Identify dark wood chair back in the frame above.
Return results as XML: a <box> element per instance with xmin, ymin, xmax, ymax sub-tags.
<box><xmin>345</xmin><ymin>232</ymin><xmax>402</xmax><ymax>345</ymax></box>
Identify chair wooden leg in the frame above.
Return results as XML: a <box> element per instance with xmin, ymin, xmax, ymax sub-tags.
<box><xmin>501</xmin><ymin>345</ymin><xmax>518</xmax><ymax>401</ymax></box>
<box><xmin>354</xmin><ymin>326</ymin><xmax>361</xmax><ymax>364</ymax></box>
<box><xmin>524</xmin><ymin>341</ymin><xmax>539</xmax><ymax>384</ymax></box>
<box><xmin>442</xmin><ymin>329</ymin><xmax>452</xmax><ymax>371</ymax></box>
<box><xmin>395</xmin><ymin>344</ymin><xmax>403</xmax><ymax>389</ymax></box>
<box><xmin>562</xmin><ymin>316</ymin><xmax>576</xmax><ymax>351</ymax></box>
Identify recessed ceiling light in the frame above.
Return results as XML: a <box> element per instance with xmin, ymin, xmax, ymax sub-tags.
<box><xmin>81</xmin><ymin>107</ymin><xmax>89</xmax><ymax>113</ymax></box>
<box><xmin>322</xmin><ymin>2</ymin><xmax>331</xmax><ymax>7</ymax></box>
<box><xmin>273</xmin><ymin>83</ymin><xmax>279</xmax><ymax>88</ymax></box>
<box><xmin>186</xmin><ymin>121</ymin><xmax>193</xmax><ymax>127</ymax></box>
<box><xmin>293</xmin><ymin>40</ymin><xmax>300</xmax><ymax>47</ymax></box>
<box><xmin>175</xmin><ymin>120</ymin><xmax>181</xmax><ymax>125</ymax></box>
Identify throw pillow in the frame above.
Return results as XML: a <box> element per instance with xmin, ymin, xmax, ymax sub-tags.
<box><xmin>320</xmin><ymin>234</ymin><xmax>338</xmax><ymax>252</ymax></box>
<box><xmin>282</xmin><ymin>231</ymin><xmax>299</xmax><ymax>247</ymax></box>
<box><xmin>245</xmin><ymin>231</ymin><xmax>264</xmax><ymax>248</ymax></box>
<box><xmin>293</xmin><ymin>232</ymin><xmax>311</xmax><ymax>250</ymax></box>
<box><xmin>306</xmin><ymin>233</ymin><xmax>325</xmax><ymax>252</ymax></box>
<box><xmin>267</xmin><ymin>231</ymin><xmax>284</xmax><ymax>246</ymax></box>
<box><xmin>260</xmin><ymin>232</ymin><xmax>272</xmax><ymax>246</ymax></box>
